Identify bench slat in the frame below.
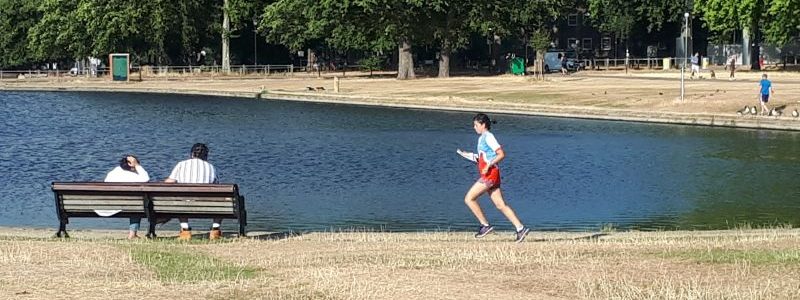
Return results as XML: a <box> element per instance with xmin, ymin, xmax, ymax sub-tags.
<box><xmin>151</xmin><ymin>200</ymin><xmax>234</xmax><ymax>207</ymax></box>
<box><xmin>53</xmin><ymin>183</ymin><xmax>237</xmax><ymax>194</ymax></box>
<box><xmin>62</xmin><ymin>195</ymin><xmax>143</xmax><ymax>200</ymax></box>
<box><xmin>63</xmin><ymin>205</ymin><xmax>145</xmax><ymax>211</ymax></box>
<box><xmin>150</xmin><ymin>197</ymin><xmax>233</xmax><ymax>202</ymax></box>
<box><xmin>63</xmin><ymin>200</ymin><xmax>143</xmax><ymax>206</ymax></box>
<box><xmin>153</xmin><ymin>206</ymin><xmax>234</xmax><ymax>213</ymax></box>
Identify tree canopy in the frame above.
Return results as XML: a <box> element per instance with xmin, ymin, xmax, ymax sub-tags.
<box><xmin>1</xmin><ymin>0</ymin><xmax>798</xmax><ymax>72</ymax></box>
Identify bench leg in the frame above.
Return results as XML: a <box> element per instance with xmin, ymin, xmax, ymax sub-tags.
<box><xmin>55</xmin><ymin>222</ymin><xmax>69</xmax><ymax>238</ymax></box>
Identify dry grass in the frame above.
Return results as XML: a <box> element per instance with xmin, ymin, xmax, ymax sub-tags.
<box><xmin>1</xmin><ymin>228</ymin><xmax>797</xmax><ymax>299</ymax></box>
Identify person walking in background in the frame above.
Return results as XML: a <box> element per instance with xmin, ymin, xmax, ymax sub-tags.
<box><xmin>758</xmin><ymin>73</ymin><xmax>774</xmax><ymax>116</ymax></box>
<box><xmin>104</xmin><ymin>154</ymin><xmax>150</xmax><ymax>239</ymax></box>
<box><xmin>165</xmin><ymin>143</ymin><xmax>220</xmax><ymax>240</ymax></box>
<box><xmin>727</xmin><ymin>54</ymin><xmax>737</xmax><ymax>80</ymax></box>
<box><xmin>457</xmin><ymin>113</ymin><xmax>530</xmax><ymax>243</ymax></box>
<box><xmin>560</xmin><ymin>53</ymin><xmax>568</xmax><ymax>76</ymax></box>
<box><xmin>690</xmin><ymin>52</ymin><xmax>700</xmax><ymax>79</ymax></box>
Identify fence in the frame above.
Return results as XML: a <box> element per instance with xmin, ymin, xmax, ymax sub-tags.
<box><xmin>580</xmin><ymin>57</ymin><xmax>695</xmax><ymax>70</ymax></box>
<box><xmin>0</xmin><ymin>64</ymin><xmax>369</xmax><ymax>81</ymax></box>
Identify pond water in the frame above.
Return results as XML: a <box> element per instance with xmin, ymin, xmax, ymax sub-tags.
<box><xmin>1</xmin><ymin>91</ymin><xmax>799</xmax><ymax>232</ymax></box>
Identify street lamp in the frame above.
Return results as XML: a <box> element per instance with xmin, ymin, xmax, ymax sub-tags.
<box><xmin>253</xmin><ymin>18</ymin><xmax>259</xmax><ymax>66</ymax></box>
<box><xmin>681</xmin><ymin>12</ymin><xmax>689</xmax><ymax>101</ymax></box>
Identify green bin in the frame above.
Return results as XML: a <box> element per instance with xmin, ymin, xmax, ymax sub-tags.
<box><xmin>509</xmin><ymin>57</ymin><xmax>525</xmax><ymax>75</ymax></box>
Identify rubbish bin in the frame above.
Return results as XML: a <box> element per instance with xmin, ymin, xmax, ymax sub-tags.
<box><xmin>702</xmin><ymin>57</ymin><xmax>709</xmax><ymax>69</ymax></box>
<box><xmin>509</xmin><ymin>57</ymin><xmax>525</xmax><ymax>75</ymax></box>
<box><xmin>662</xmin><ymin>58</ymin><xmax>671</xmax><ymax>70</ymax></box>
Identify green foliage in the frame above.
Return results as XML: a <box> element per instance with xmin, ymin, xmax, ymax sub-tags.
<box><xmin>530</xmin><ymin>29</ymin><xmax>552</xmax><ymax>51</ymax></box>
<box><xmin>694</xmin><ymin>0</ymin><xmax>760</xmax><ymax>43</ymax></box>
<box><xmin>763</xmin><ymin>0</ymin><xmax>800</xmax><ymax>46</ymax></box>
<box><xmin>358</xmin><ymin>55</ymin><xmax>384</xmax><ymax>71</ymax></box>
<box><xmin>693</xmin><ymin>0</ymin><xmax>799</xmax><ymax>47</ymax></box>
<box><xmin>588</xmin><ymin>0</ymin><xmax>685</xmax><ymax>43</ymax></box>
<box><xmin>27</xmin><ymin>0</ymin><xmax>87</xmax><ymax>61</ymax></box>
<box><xmin>0</xmin><ymin>0</ymin><xmax>41</xmax><ymax>68</ymax></box>
<box><xmin>25</xmin><ymin>0</ymin><xmax>218</xmax><ymax>64</ymax></box>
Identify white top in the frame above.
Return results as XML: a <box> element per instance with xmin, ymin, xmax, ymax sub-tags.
<box><xmin>168</xmin><ymin>158</ymin><xmax>218</xmax><ymax>184</ymax></box>
<box><xmin>104</xmin><ymin>166</ymin><xmax>150</xmax><ymax>183</ymax></box>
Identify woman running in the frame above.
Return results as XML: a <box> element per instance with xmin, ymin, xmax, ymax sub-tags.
<box><xmin>457</xmin><ymin>113</ymin><xmax>529</xmax><ymax>243</ymax></box>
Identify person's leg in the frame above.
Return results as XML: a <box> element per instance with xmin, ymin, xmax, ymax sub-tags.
<box><xmin>761</xmin><ymin>100</ymin><xmax>769</xmax><ymax>115</ymax></box>
<box><xmin>178</xmin><ymin>217</ymin><xmax>192</xmax><ymax>240</ymax></box>
<box><xmin>487</xmin><ymin>188</ymin><xmax>523</xmax><ymax>229</ymax></box>
<box><xmin>128</xmin><ymin>218</ymin><xmax>140</xmax><ymax>239</ymax></box>
<box><xmin>464</xmin><ymin>181</ymin><xmax>491</xmax><ymax>225</ymax></box>
<box><xmin>209</xmin><ymin>218</ymin><xmax>223</xmax><ymax>240</ymax></box>
<box><xmin>179</xmin><ymin>218</ymin><xmax>190</xmax><ymax>229</ymax></box>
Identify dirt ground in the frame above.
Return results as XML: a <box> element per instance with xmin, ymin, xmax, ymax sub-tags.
<box><xmin>3</xmin><ymin>69</ymin><xmax>799</xmax><ymax>121</ymax></box>
<box><xmin>0</xmin><ymin>227</ymin><xmax>798</xmax><ymax>299</ymax></box>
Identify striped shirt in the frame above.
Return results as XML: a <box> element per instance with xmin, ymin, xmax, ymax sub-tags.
<box><xmin>167</xmin><ymin>158</ymin><xmax>218</xmax><ymax>184</ymax></box>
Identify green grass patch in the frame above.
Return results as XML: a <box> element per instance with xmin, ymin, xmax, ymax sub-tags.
<box><xmin>660</xmin><ymin>249</ymin><xmax>800</xmax><ymax>265</ymax></box>
<box><xmin>128</xmin><ymin>244</ymin><xmax>258</xmax><ymax>283</ymax></box>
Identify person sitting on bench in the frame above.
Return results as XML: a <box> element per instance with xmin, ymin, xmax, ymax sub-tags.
<box><xmin>165</xmin><ymin>143</ymin><xmax>221</xmax><ymax>240</ymax></box>
<box><xmin>104</xmin><ymin>154</ymin><xmax>150</xmax><ymax>239</ymax></box>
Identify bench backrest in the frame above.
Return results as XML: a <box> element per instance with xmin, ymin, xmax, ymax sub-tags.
<box><xmin>52</xmin><ymin>182</ymin><xmax>242</xmax><ymax>219</ymax></box>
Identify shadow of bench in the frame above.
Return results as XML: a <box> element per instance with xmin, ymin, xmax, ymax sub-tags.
<box><xmin>51</xmin><ymin>182</ymin><xmax>247</xmax><ymax>238</ymax></box>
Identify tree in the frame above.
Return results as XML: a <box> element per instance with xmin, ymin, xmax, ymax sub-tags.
<box><xmin>529</xmin><ymin>29</ymin><xmax>552</xmax><ymax>79</ymax></box>
<box><xmin>763</xmin><ymin>0</ymin><xmax>800</xmax><ymax>47</ymax></box>
<box><xmin>0</xmin><ymin>0</ymin><xmax>41</xmax><ymax>68</ymax></box>
<box><xmin>509</xmin><ymin>0</ymin><xmax>568</xmax><ymax>78</ymax></box>
<box><xmin>588</xmin><ymin>0</ymin><xmax>685</xmax><ymax>57</ymax></box>
<box><xmin>693</xmin><ymin>0</ymin><xmax>784</xmax><ymax>70</ymax></box>
<box><xmin>262</xmin><ymin>0</ymin><xmax>424</xmax><ymax>80</ymax></box>
<box><xmin>426</xmin><ymin>0</ymin><xmax>480</xmax><ymax>78</ymax></box>
<box><xmin>27</xmin><ymin>0</ymin><xmax>88</xmax><ymax>62</ymax></box>
<box><xmin>27</xmin><ymin>0</ymin><xmax>218</xmax><ymax>65</ymax></box>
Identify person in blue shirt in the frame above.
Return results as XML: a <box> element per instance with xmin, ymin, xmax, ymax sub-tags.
<box><xmin>758</xmin><ymin>73</ymin><xmax>774</xmax><ymax>115</ymax></box>
<box><xmin>457</xmin><ymin>113</ymin><xmax>530</xmax><ymax>243</ymax></box>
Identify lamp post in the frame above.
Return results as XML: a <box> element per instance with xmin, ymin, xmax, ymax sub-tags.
<box><xmin>681</xmin><ymin>12</ymin><xmax>689</xmax><ymax>101</ymax></box>
<box><xmin>252</xmin><ymin>18</ymin><xmax>258</xmax><ymax>66</ymax></box>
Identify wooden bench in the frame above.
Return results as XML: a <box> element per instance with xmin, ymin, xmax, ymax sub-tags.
<box><xmin>51</xmin><ymin>182</ymin><xmax>247</xmax><ymax>238</ymax></box>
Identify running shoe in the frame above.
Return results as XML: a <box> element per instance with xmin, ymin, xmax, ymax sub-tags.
<box><xmin>474</xmin><ymin>225</ymin><xmax>494</xmax><ymax>238</ymax></box>
<box><xmin>515</xmin><ymin>227</ymin><xmax>531</xmax><ymax>243</ymax></box>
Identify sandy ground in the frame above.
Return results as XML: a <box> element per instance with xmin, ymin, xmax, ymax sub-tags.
<box><xmin>0</xmin><ymin>227</ymin><xmax>798</xmax><ymax>299</ymax></box>
<box><xmin>3</xmin><ymin>69</ymin><xmax>800</xmax><ymax>130</ymax></box>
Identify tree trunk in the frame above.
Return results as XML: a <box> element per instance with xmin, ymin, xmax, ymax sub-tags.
<box><xmin>750</xmin><ymin>4</ymin><xmax>762</xmax><ymax>71</ymax></box>
<box><xmin>221</xmin><ymin>0</ymin><xmax>230</xmax><ymax>74</ymax></box>
<box><xmin>535</xmin><ymin>49</ymin><xmax>546</xmax><ymax>80</ymax></box>
<box><xmin>397</xmin><ymin>38</ymin><xmax>415</xmax><ymax>80</ymax></box>
<box><xmin>438</xmin><ymin>41</ymin><xmax>450</xmax><ymax>78</ymax></box>
<box><xmin>307</xmin><ymin>49</ymin><xmax>317</xmax><ymax>73</ymax></box>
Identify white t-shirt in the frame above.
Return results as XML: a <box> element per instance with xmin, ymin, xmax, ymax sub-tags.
<box><xmin>104</xmin><ymin>166</ymin><xmax>150</xmax><ymax>183</ymax></box>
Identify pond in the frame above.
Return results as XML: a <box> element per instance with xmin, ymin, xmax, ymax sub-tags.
<box><xmin>1</xmin><ymin>91</ymin><xmax>799</xmax><ymax>232</ymax></box>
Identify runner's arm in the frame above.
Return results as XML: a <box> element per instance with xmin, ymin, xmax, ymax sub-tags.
<box><xmin>456</xmin><ymin>149</ymin><xmax>478</xmax><ymax>163</ymax></box>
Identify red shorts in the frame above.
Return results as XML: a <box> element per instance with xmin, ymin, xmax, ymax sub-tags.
<box><xmin>477</xmin><ymin>158</ymin><xmax>501</xmax><ymax>188</ymax></box>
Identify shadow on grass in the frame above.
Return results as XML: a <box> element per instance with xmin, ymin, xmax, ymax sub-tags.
<box><xmin>529</xmin><ymin>233</ymin><xmax>610</xmax><ymax>242</ymax></box>
<box><xmin>246</xmin><ymin>230</ymin><xmax>306</xmax><ymax>241</ymax></box>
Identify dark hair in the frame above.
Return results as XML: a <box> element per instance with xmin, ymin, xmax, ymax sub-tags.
<box><xmin>118</xmin><ymin>154</ymin><xmax>138</xmax><ymax>171</ymax></box>
<box><xmin>473</xmin><ymin>113</ymin><xmax>496</xmax><ymax>130</ymax></box>
<box><xmin>190</xmin><ymin>143</ymin><xmax>209</xmax><ymax>160</ymax></box>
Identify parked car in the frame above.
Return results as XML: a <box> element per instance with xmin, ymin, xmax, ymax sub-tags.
<box><xmin>543</xmin><ymin>51</ymin><xmax>584</xmax><ymax>73</ymax></box>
